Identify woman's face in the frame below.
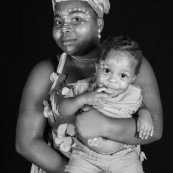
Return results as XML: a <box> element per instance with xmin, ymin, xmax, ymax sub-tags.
<box><xmin>52</xmin><ymin>1</ymin><xmax>101</xmax><ymax>56</ymax></box>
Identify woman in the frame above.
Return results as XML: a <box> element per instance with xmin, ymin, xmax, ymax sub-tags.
<box><xmin>15</xmin><ymin>0</ymin><xmax>163</xmax><ymax>172</ymax></box>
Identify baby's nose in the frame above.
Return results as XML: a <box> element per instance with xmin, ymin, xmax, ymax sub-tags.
<box><xmin>109</xmin><ymin>76</ymin><xmax>118</xmax><ymax>83</ymax></box>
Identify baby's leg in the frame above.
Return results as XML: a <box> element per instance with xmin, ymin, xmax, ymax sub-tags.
<box><xmin>109</xmin><ymin>148</ymin><xmax>144</xmax><ymax>173</ymax></box>
<box><xmin>65</xmin><ymin>150</ymin><xmax>105</xmax><ymax>173</ymax></box>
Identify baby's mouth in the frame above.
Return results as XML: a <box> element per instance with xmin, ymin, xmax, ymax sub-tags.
<box><xmin>100</xmin><ymin>87</ymin><xmax>115</xmax><ymax>94</ymax></box>
<box><xmin>106</xmin><ymin>88</ymin><xmax>116</xmax><ymax>94</ymax></box>
<box><xmin>97</xmin><ymin>86</ymin><xmax>117</xmax><ymax>95</ymax></box>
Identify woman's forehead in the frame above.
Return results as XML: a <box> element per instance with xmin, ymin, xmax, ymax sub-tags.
<box><xmin>55</xmin><ymin>1</ymin><xmax>93</xmax><ymax>13</ymax></box>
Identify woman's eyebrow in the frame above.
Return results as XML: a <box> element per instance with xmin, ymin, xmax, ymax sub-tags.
<box><xmin>54</xmin><ymin>10</ymin><xmax>87</xmax><ymax>19</ymax></box>
<box><xmin>69</xmin><ymin>10</ymin><xmax>86</xmax><ymax>15</ymax></box>
<box><xmin>54</xmin><ymin>14</ymin><xmax>60</xmax><ymax>18</ymax></box>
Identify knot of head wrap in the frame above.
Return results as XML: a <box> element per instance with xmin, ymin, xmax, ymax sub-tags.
<box><xmin>52</xmin><ymin>0</ymin><xmax>110</xmax><ymax>18</ymax></box>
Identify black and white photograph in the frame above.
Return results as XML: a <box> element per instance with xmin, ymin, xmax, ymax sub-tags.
<box><xmin>1</xmin><ymin>0</ymin><xmax>172</xmax><ymax>172</ymax></box>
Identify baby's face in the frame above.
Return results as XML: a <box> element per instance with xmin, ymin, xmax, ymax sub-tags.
<box><xmin>52</xmin><ymin>1</ymin><xmax>100</xmax><ymax>56</ymax></box>
<box><xmin>96</xmin><ymin>49</ymin><xmax>137</xmax><ymax>97</ymax></box>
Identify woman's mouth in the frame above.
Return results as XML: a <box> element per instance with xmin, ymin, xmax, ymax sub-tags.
<box><xmin>61</xmin><ymin>37</ymin><xmax>77</xmax><ymax>45</ymax></box>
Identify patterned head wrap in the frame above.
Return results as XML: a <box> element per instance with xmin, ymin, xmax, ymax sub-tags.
<box><xmin>52</xmin><ymin>0</ymin><xmax>110</xmax><ymax>18</ymax></box>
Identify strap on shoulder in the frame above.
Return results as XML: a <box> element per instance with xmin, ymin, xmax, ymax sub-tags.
<box><xmin>50</xmin><ymin>56</ymin><xmax>59</xmax><ymax>72</ymax></box>
<box><xmin>50</xmin><ymin>53</ymin><xmax>67</xmax><ymax>73</ymax></box>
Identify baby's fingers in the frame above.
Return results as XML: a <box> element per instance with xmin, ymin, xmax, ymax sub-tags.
<box><xmin>139</xmin><ymin>125</ymin><xmax>153</xmax><ymax>139</ymax></box>
<box><xmin>144</xmin><ymin>124</ymin><xmax>154</xmax><ymax>139</ymax></box>
<box><xmin>144</xmin><ymin>130</ymin><xmax>150</xmax><ymax>139</ymax></box>
<box><xmin>139</xmin><ymin>125</ymin><xmax>148</xmax><ymax>139</ymax></box>
<box><xmin>100</xmin><ymin>99</ymin><xmax>108</xmax><ymax>104</ymax></box>
<box><xmin>150</xmin><ymin>127</ymin><xmax>154</xmax><ymax>136</ymax></box>
<box><xmin>93</xmin><ymin>100</ymin><xmax>104</xmax><ymax>108</ymax></box>
<box><xmin>96</xmin><ymin>87</ymin><xmax>107</xmax><ymax>93</ymax></box>
<box><xmin>150</xmin><ymin>126</ymin><xmax>154</xmax><ymax>137</ymax></box>
<box><xmin>97</xmin><ymin>92</ymin><xmax>109</xmax><ymax>98</ymax></box>
<box><xmin>139</xmin><ymin>129</ymin><xmax>145</xmax><ymax>139</ymax></box>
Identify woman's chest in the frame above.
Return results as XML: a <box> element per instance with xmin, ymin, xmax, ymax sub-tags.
<box><xmin>62</xmin><ymin>61</ymin><xmax>96</xmax><ymax>84</ymax></box>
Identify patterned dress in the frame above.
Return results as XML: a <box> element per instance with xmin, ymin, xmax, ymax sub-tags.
<box><xmin>30</xmin><ymin>53</ymin><xmax>146</xmax><ymax>173</ymax></box>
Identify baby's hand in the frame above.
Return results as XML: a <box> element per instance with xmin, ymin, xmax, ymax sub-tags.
<box><xmin>137</xmin><ymin>113</ymin><xmax>154</xmax><ymax>139</ymax></box>
<box><xmin>81</xmin><ymin>90</ymin><xmax>109</xmax><ymax>108</ymax></box>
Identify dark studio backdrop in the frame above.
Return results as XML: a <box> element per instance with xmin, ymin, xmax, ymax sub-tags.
<box><xmin>1</xmin><ymin>0</ymin><xmax>172</xmax><ymax>172</ymax></box>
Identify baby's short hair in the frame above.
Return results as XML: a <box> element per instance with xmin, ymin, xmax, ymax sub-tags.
<box><xmin>99</xmin><ymin>35</ymin><xmax>143</xmax><ymax>75</ymax></box>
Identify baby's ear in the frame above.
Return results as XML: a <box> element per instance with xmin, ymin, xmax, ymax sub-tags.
<box><xmin>132</xmin><ymin>75</ymin><xmax>136</xmax><ymax>83</ymax></box>
<box><xmin>97</xmin><ymin>18</ymin><xmax>104</xmax><ymax>32</ymax></box>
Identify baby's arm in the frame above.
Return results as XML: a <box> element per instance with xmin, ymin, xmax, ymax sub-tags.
<box><xmin>137</xmin><ymin>107</ymin><xmax>154</xmax><ymax>139</ymax></box>
<box><xmin>58</xmin><ymin>90</ymin><xmax>108</xmax><ymax>117</ymax></box>
<box><xmin>58</xmin><ymin>94</ymin><xmax>85</xmax><ymax>117</ymax></box>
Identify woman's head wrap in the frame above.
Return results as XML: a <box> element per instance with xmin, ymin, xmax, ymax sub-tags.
<box><xmin>52</xmin><ymin>0</ymin><xmax>110</xmax><ymax>18</ymax></box>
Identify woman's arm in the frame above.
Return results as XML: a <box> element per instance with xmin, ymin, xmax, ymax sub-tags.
<box><xmin>15</xmin><ymin>60</ymin><xmax>68</xmax><ymax>173</ymax></box>
<box><xmin>135</xmin><ymin>57</ymin><xmax>163</xmax><ymax>141</ymax></box>
<box><xmin>75</xmin><ymin>57</ymin><xmax>163</xmax><ymax>145</ymax></box>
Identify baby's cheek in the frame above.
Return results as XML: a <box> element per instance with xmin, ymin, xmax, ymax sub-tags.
<box><xmin>97</xmin><ymin>77</ymin><xmax>105</xmax><ymax>88</ymax></box>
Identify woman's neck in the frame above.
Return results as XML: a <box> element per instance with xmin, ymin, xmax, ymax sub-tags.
<box><xmin>70</xmin><ymin>46</ymin><xmax>100</xmax><ymax>64</ymax></box>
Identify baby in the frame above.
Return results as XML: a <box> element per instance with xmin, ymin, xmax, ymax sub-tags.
<box><xmin>58</xmin><ymin>36</ymin><xmax>153</xmax><ymax>155</ymax></box>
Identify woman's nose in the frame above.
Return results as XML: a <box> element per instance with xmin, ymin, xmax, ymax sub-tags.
<box><xmin>61</xmin><ymin>23</ymin><xmax>72</xmax><ymax>34</ymax></box>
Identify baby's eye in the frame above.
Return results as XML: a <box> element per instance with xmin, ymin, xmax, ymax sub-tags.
<box><xmin>121</xmin><ymin>74</ymin><xmax>127</xmax><ymax>78</ymax></box>
<box><xmin>54</xmin><ymin>20</ymin><xmax>62</xmax><ymax>27</ymax></box>
<box><xmin>103</xmin><ymin>68</ymin><xmax>110</xmax><ymax>74</ymax></box>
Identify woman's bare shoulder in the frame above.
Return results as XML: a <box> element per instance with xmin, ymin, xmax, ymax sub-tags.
<box><xmin>30</xmin><ymin>59</ymin><xmax>55</xmax><ymax>77</ymax></box>
<box><xmin>20</xmin><ymin>59</ymin><xmax>55</xmax><ymax>108</ymax></box>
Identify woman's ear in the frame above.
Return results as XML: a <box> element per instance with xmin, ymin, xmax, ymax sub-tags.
<box><xmin>95</xmin><ymin>62</ymin><xmax>101</xmax><ymax>76</ymax></box>
<box><xmin>97</xmin><ymin>18</ymin><xmax>104</xmax><ymax>33</ymax></box>
<box><xmin>95</xmin><ymin>63</ymin><xmax>98</xmax><ymax>73</ymax></box>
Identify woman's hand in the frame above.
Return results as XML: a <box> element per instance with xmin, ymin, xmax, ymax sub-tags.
<box><xmin>75</xmin><ymin>108</ymin><xmax>109</xmax><ymax>139</ymax></box>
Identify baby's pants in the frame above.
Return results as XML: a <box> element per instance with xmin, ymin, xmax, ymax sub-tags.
<box><xmin>65</xmin><ymin>143</ymin><xmax>144</xmax><ymax>173</ymax></box>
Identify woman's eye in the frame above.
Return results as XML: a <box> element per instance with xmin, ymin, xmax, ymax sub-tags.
<box><xmin>103</xmin><ymin>68</ymin><xmax>110</xmax><ymax>74</ymax></box>
<box><xmin>73</xmin><ymin>17</ymin><xmax>82</xmax><ymax>23</ymax></box>
<box><xmin>121</xmin><ymin>74</ymin><xmax>126</xmax><ymax>78</ymax></box>
<box><xmin>54</xmin><ymin>20</ymin><xmax>62</xmax><ymax>26</ymax></box>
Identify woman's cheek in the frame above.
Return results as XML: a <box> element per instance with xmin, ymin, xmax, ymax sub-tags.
<box><xmin>52</xmin><ymin>28</ymin><xmax>61</xmax><ymax>41</ymax></box>
<box><xmin>52</xmin><ymin>29</ymin><xmax>63</xmax><ymax>49</ymax></box>
<box><xmin>76</xmin><ymin>23</ymin><xmax>96</xmax><ymax>37</ymax></box>
<box><xmin>77</xmin><ymin>26</ymin><xmax>88</xmax><ymax>34</ymax></box>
